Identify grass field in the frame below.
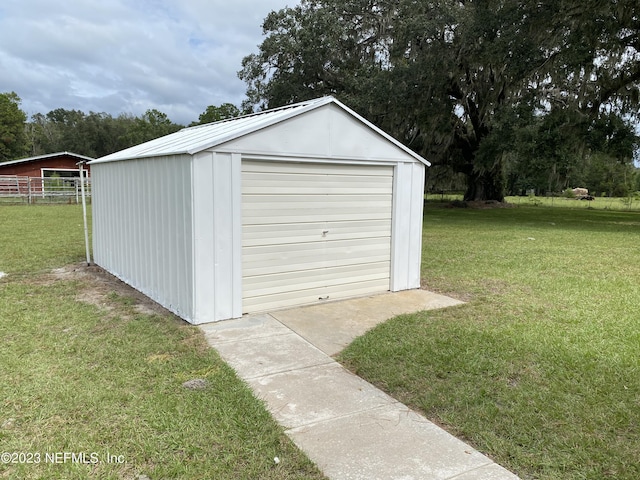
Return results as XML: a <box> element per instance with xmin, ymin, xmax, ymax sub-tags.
<box><xmin>506</xmin><ymin>195</ymin><xmax>640</xmax><ymax>211</ymax></box>
<box><xmin>4</xmin><ymin>202</ymin><xmax>639</xmax><ymax>479</ymax></box>
<box><xmin>425</xmin><ymin>192</ymin><xmax>640</xmax><ymax>211</ymax></box>
<box><xmin>0</xmin><ymin>205</ymin><xmax>325</xmax><ymax>480</ymax></box>
<box><xmin>339</xmin><ymin>204</ymin><xmax>640</xmax><ymax>479</ymax></box>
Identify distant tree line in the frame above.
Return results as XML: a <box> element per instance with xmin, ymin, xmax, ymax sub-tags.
<box><xmin>2</xmin><ymin>88</ymin><xmax>636</xmax><ymax>197</ymax></box>
<box><xmin>0</xmin><ymin>92</ymin><xmax>242</xmax><ymax>161</ymax></box>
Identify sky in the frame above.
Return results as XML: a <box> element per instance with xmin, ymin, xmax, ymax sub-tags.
<box><xmin>0</xmin><ymin>0</ymin><xmax>299</xmax><ymax>125</ymax></box>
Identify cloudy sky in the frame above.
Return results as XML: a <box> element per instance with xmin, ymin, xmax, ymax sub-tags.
<box><xmin>0</xmin><ymin>0</ymin><xmax>298</xmax><ymax>125</ymax></box>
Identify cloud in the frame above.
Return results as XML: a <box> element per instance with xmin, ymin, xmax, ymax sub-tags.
<box><xmin>0</xmin><ymin>0</ymin><xmax>298</xmax><ymax>125</ymax></box>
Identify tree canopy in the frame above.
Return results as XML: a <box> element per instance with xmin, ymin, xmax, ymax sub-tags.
<box><xmin>23</xmin><ymin>108</ymin><xmax>183</xmax><ymax>159</ymax></box>
<box><xmin>239</xmin><ymin>0</ymin><xmax>640</xmax><ymax>201</ymax></box>
<box><xmin>0</xmin><ymin>92</ymin><xmax>28</xmax><ymax>161</ymax></box>
<box><xmin>1</xmin><ymin>99</ymin><xmax>244</xmax><ymax>162</ymax></box>
<box><xmin>16</xmin><ymin>103</ymin><xmax>241</xmax><ymax>160</ymax></box>
<box><xmin>190</xmin><ymin>103</ymin><xmax>242</xmax><ymax>126</ymax></box>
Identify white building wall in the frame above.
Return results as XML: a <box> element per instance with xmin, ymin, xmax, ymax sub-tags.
<box><xmin>216</xmin><ymin>104</ymin><xmax>418</xmax><ymax>162</ymax></box>
<box><xmin>390</xmin><ymin>161</ymin><xmax>425</xmax><ymax>291</ymax></box>
<box><xmin>92</xmin><ymin>155</ymin><xmax>194</xmax><ymax>320</ymax></box>
<box><xmin>192</xmin><ymin>151</ymin><xmax>242</xmax><ymax>323</ymax></box>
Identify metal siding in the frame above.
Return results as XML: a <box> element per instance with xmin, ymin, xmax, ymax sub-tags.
<box><xmin>408</xmin><ymin>163</ymin><xmax>425</xmax><ymax>287</ymax></box>
<box><xmin>242</xmin><ymin>160</ymin><xmax>393</xmax><ymax>313</ymax></box>
<box><xmin>230</xmin><ymin>153</ymin><xmax>243</xmax><ymax>317</ymax></box>
<box><xmin>91</xmin><ymin>155</ymin><xmax>194</xmax><ymax>321</ymax></box>
<box><xmin>192</xmin><ymin>152</ymin><xmax>243</xmax><ymax>323</ymax></box>
<box><xmin>212</xmin><ymin>153</ymin><xmax>236</xmax><ymax>319</ymax></box>
<box><xmin>390</xmin><ymin>162</ymin><xmax>425</xmax><ymax>291</ymax></box>
<box><xmin>192</xmin><ymin>152</ymin><xmax>216</xmax><ymax>322</ymax></box>
<box><xmin>218</xmin><ymin>105</ymin><xmax>423</xmax><ymax>162</ymax></box>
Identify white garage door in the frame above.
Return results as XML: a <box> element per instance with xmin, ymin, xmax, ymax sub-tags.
<box><xmin>242</xmin><ymin>160</ymin><xmax>393</xmax><ymax>313</ymax></box>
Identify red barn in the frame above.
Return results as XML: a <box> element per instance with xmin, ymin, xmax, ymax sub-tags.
<box><xmin>0</xmin><ymin>152</ymin><xmax>94</xmax><ymax>201</ymax></box>
<box><xmin>0</xmin><ymin>151</ymin><xmax>93</xmax><ymax>178</ymax></box>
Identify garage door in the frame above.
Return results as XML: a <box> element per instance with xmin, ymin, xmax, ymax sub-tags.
<box><xmin>242</xmin><ymin>160</ymin><xmax>393</xmax><ymax>313</ymax></box>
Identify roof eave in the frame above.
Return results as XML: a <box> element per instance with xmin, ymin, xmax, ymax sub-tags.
<box><xmin>2</xmin><ymin>151</ymin><xmax>96</xmax><ymax>166</ymax></box>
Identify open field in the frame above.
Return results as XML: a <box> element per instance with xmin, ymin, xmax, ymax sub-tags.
<box><xmin>425</xmin><ymin>192</ymin><xmax>640</xmax><ymax>211</ymax></box>
<box><xmin>0</xmin><ymin>205</ymin><xmax>325</xmax><ymax>480</ymax></box>
<box><xmin>339</xmin><ymin>204</ymin><xmax>640</xmax><ymax>479</ymax></box>
<box><xmin>505</xmin><ymin>195</ymin><xmax>640</xmax><ymax>211</ymax></box>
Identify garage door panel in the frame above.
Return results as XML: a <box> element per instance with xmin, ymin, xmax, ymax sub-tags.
<box><xmin>243</xmin><ymin>172</ymin><xmax>393</xmax><ymax>185</ymax></box>
<box><xmin>243</xmin><ymin>253</ymin><xmax>392</xmax><ymax>277</ymax></box>
<box><xmin>243</xmin><ymin>210</ymin><xmax>392</xmax><ymax>225</ymax></box>
<box><xmin>242</xmin><ymin>278</ymin><xmax>391</xmax><ymax>312</ymax></box>
<box><xmin>243</xmin><ymin>161</ymin><xmax>393</xmax><ymax>176</ymax></box>
<box><xmin>241</xmin><ymin>160</ymin><xmax>393</xmax><ymax>313</ymax></box>
<box><xmin>243</xmin><ymin>222</ymin><xmax>327</xmax><ymax>247</ymax></box>
<box><xmin>242</xmin><ymin>172</ymin><xmax>392</xmax><ymax>195</ymax></box>
<box><xmin>242</xmin><ymin>219</ymin><xmax>392</xmax><ymax>247</ymax></box>
<box><xmin>243</xmin><ymin>262</ymin><xmax>390</xmax><ymax>299</ymax></box>
<box><xmin>244</xmin><ymin>236</ymin><xmax>390</xmax><ymax>259</ymax></box>
<box><xmin>243</xmin><ymin>185</ymin><xmax>391</xmax><ymax>195</ymax></box>
<box><xmin>243</xmin><ymin>194</ymin><xmax>392</xmax><ymax>209</ymax></box>
<box><xmin>243</xmin><ymin>237</ymin><xmax>390</xmax><ymax>272</ymax></box>
<box><xmin>242</xmin><ymin>184</ymin><xmax>390</xmax><ymax>195</ymax></box>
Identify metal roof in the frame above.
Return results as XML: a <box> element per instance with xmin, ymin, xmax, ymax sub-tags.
<box><xmin>93</xmin><ymin>96</ymin><xmax>429</xmax><ymax>166</ymax></box>
<box><xmin>1</xmin><ymin>151</ymin><xmax>95</xmax><ymax>166</ymax></box>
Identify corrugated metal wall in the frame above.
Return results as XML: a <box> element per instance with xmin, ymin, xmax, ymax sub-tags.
<box><xmin>92</xmin><ymin>155</ymin><xmax>194</xmax><ymax>320</ymax></box>
<box><xmin>390</xmin><ymin>161</ymin><xmax>425</xmax><ymax>291</ymax></box>
<box><xmin>192</xmin><ymin>151</ymin><xmax>243</xmax><ymax>323</ymax></box>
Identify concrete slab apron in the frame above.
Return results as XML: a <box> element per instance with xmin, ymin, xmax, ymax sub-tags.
<box><xmin>271</xmin><ymin>289</ymin><xmax>465</xmax><ymax>357</ymax></box>
<box><xmin>199</xmin><ymin>292</ymin><xmax>519</xmax><ymax>480</ymax></box>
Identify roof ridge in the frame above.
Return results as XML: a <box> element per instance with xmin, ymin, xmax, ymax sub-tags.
<box><xmin>185</xmin><ymin>96</ymin><xmax>335</xmax><ymax>130</ymax></box>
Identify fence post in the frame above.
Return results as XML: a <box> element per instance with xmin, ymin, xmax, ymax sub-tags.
<box><xmin>28</xmin><ymin>177</ymin><xmax>32</xmax><ymax>204</ymax></box>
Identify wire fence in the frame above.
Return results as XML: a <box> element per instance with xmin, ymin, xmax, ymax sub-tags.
<box><xmin>0</xmin><ymin>176</ymin><xmax>91</xmax><ymax>204</ymax></box>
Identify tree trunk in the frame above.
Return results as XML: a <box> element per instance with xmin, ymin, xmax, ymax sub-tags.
<box><xmin>463</xmin><ymin>168</ymin><xmax>505</xmax><ymax>202</ymax></box>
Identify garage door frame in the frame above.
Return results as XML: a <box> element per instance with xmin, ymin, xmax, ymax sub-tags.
<box><xmin>191</xmin><ymin>152</ymin><xmax>424</xmax><ymax>323</ymax></box>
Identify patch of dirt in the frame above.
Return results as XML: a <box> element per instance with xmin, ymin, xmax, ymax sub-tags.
<box><xmin>48</xmin><ymin>263</ymin><xmax>176</xmax><ymax>320</ymax></box>
<box><xmin>420</xmin><ymin>286</ymin><xmax>472</xmax><ymax>303</ymax></box>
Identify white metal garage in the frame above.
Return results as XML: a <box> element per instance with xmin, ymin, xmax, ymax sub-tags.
<box><xmin>91</xmin><ymin>96</ymin><xmax>430</xmax><ymax>325</ymax></box>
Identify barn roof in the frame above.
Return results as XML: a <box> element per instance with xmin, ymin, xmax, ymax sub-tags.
<box><xmin>93</xmin><ymin>96</ymin><xmax>429</xmax><ymax>166</ymax></box>
<box><xmin>1</xmin><ymin>151</ymin><xmax>94</xmax><ymax>166</ymax></box>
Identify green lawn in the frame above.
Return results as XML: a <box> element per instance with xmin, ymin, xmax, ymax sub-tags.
<box><xmin>0</xmin><ymin>205</ymin><xmax>324</xmax><ymax>480</ymax></box>
<box><xmin>424</xmin><ymin>193</ymin><xmax>640</xmax><ymax>211</ymax></box>
<box><xmin>505</xmin><ymin>195</ymin><xmax>640</xmax><ymax>211</ymax></box>
<box><xmin>339</xmin><ymin>204</ymin><xmax>640</xmax><ymax>480</ymax></box>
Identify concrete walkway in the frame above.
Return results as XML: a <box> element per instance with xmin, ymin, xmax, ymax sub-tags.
<box><xmin>199</xmin><ymin>290</ymin><xmax>519</xmax><ymax>480</ymax></box>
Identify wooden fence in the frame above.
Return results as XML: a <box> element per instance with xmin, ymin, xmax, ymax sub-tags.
<box><xmin>0</xmin><ymin>176</ymin><xmax>91</xmax><ymax>204</ymax></box>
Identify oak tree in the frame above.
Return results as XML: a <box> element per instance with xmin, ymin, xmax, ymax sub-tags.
<box><xmin>240</xmin><ymin>0</ymin><xmax>640</xmax><ymax>201</ymax></box>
